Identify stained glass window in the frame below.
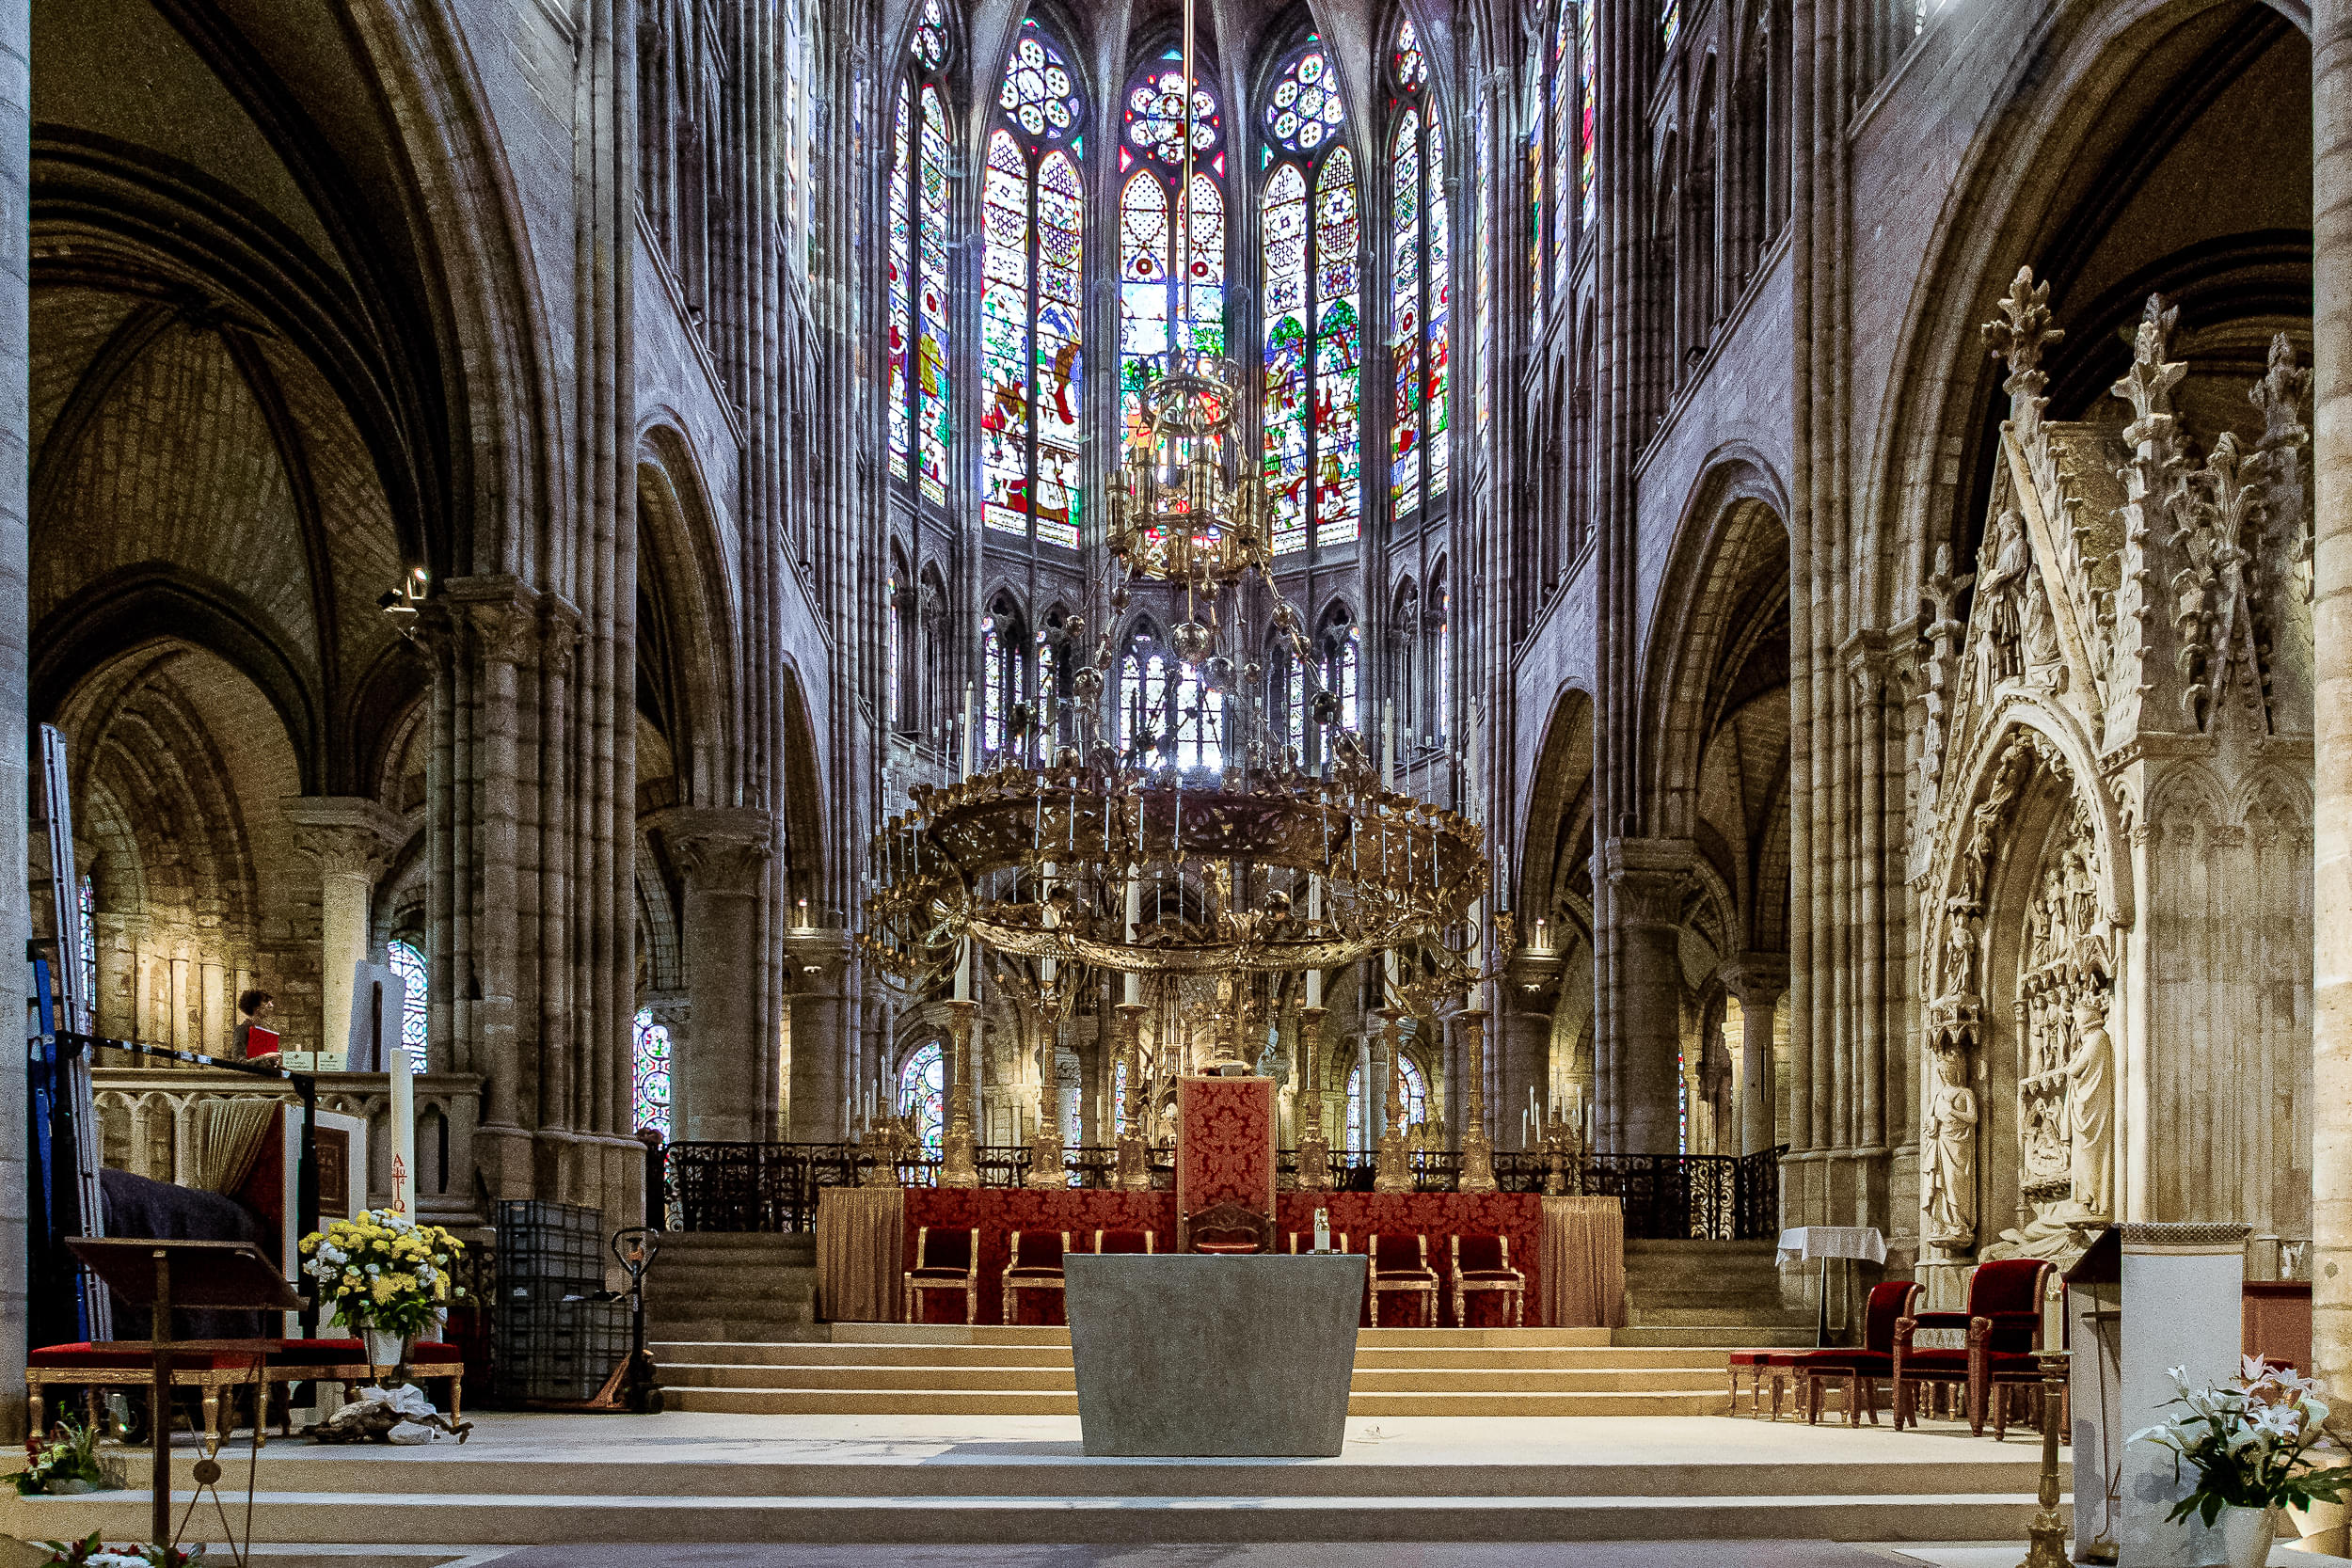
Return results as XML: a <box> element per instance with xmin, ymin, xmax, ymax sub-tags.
<box><xmin>1579</xmin><ymin>3</ymin><xmax>1597</xmax><ymax>228</ymax></box>
<box><xmin>1661</xmin><ymin>0</ymin><xmax>1680</xmax><ymax>49</ymax></box>
<box><xmin>632</xmin><ymin>1006</ymin><xmax>673</xmax><ymax>1139</ymax></box>
<box><xmin>75</xmin><ymin>874</ymin><xmax>96</xmax><ymax>1024</ymax></box>
<box><xmin>1113</xmin><ymin>1057</ymin><xmax>1130</xmax><ymax>1132</ymax></box>
<box><xmin>1551</xmin><ymin>4</ymin><xmax>1576</xmax><ymax>293</ymax></box>
<box><xmin>982</xmin><ymin>613</ymin><xmax>1007</xmax><ymax>754</ymax></box>
<box><xmin>1393</xmin><ymin>18</ymin><xmax>1427</xmax><ymax>89</ymax></box>
<box><xmin>885</xmin><ymin>574</ymin><xmax>901</xmax><ymax>728</ymax></box>
<box><xmin>1324</xmin><ymin>625</ymin><xmax>1360</xmax><ymax>733</ymax></box>
<box><xmin>1528</xmin><ymin>57</ymin><xmax>1544</xmax><ymax>324</ymax></box>
<box><xmin>388</xmin><ymin>938</ymin><xmax>429</xmax><ymax>1072</ymax></box>
<box><xmin>1263</xmin><ymin>43</ymin><xmax>1359</xmax><ymax>556</ymax></box>
<box><xmin>888</xmin><ymin>7</ymin><xmax>954</xmax><ymax>509</ymax></box>
<box><xmin>911</xmin><ymin>0</ymin><xmax>946</xmax><ymax>71</ymax></box>
<box><xmin>1345</xmin><ymin>1054</ymin><xmax>1428</xmax><ymax>1152</ymax></box>
<box><xmin>899</xmin><ymin>1041</ymin><xmax>946</xmax><ymax>1155</ymax></box>
<box><xmin>1390</xmin><ymin>30</ymin><xmax>1452</xmax><ymax>528</ymax></box>
<box><xmin>1433</xmin><ymin>575</ymin><xmax>1451</xmax><ymax>739</ymax></box>
<box><xmin>980</xmin><ymin>22</ymin><xmax>1085</xmax><ymax>548</ymax></box>
<box><xmin>1119</xmin><ymin>55</ymin><xmax>1226</xmax><ymax>446</ymax></box>
<box><xmin>1172</xmin><ymin>663</ymin><xmax>1222</xmax><ymax>772</ymax></box>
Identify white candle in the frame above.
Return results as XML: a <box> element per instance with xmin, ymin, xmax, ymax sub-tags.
<box><xmin>961</xmin><ymin>682</ymin><xmax>977</xmax><ymax>778</ymax></box>
<box><xmin>1305</xmin><ymin>877</ymin><xmax>1323</xmax><ymax>1007</ymax></box>
<box><xmin>1123</xmin><ymin>875</ymin><xmax>1141</xmax><ymax>1006</ymax></box>
<box><xmin>389</xmin><ymin>1037</ymin><xmax>416</xmax><ymax>1216</ymax></box>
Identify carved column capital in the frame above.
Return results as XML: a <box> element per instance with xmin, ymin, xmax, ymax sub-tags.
<box><xmin>443</xmin><ymin>575</ymin><xmax>543</xmax><ymax>667</ymax></box>
<box><xmin>1716</xmin><ymin>953</ymin><xmax>1789</xmax><ymax>1008</ymax></box>
<box><xmin>281</xmin><ymin>796</ymin><xmax>405</xmax><ymax>879</ymax></box>
<box><xmin>654</xmin><ymin>806</ymin><xmax>777</xmax><ymax>893</ymax></box>
<box><xmin>1601</xmin><ymin>837</ymin><xmax>1695</xmax><ymax>927</ymax></box>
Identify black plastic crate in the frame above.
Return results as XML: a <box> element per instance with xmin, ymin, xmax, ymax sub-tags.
<box><xmin>496</xmin><ymin>1200</ymin><xmax>604</xmax><ymax>1288</ymax></box>
<box><xmin>493</xmin><ymin>1293</ymin><xmax>628</xmax><ymax>1404</ymax></box>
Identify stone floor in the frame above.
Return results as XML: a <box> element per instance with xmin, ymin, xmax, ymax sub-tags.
<box><xmin>1</xmin><ymin>1410</ymin><xmax>2087</xmax><ymax>1559</ymax></box>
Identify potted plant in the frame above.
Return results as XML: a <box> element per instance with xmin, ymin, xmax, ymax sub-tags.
<box><xmin>298</xmin><ymin>1208</ymin><xmax>467</xmax><ymax>1368</ymax></box>
<box><xmin>10</xmin><ymin>1417</ymin><xmax>126</xmax><ymax>1496</ymax></box>
<box><xmin>2132</xmin><ymin>1355</ymin><xmax>2352</xmax><ymax>1568</ymax></box>
<box><xmin>34</xmin><ymin>1536</ymin><xmax>200</xmax><ymax>1566</ymax></box>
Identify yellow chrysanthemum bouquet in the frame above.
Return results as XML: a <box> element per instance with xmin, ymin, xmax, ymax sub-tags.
<box><xmin>297</xmin><ymin>1208</ymin><xmax>466</xmax><ymax>1339</ymax></box>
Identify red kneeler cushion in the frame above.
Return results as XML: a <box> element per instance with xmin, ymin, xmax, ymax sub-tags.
<box><xmin>30</xmin><ymin>1343</ymin><xmax>256</xmax><ymax>1371</ymax></box>
<box><xmin>266</xmin><ymin>1339</ymin><xmax>461</xmax><ymax>1365</ymax></box>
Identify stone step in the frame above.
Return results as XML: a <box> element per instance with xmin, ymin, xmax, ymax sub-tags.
<box><xmin>652</xmin><ymin>1320</ymin><xmax>826</xmax><ymax>1344</ymax></box>
<box><xmin>659</xmin><ymin>1386</ymin><xmax>1735</xmax><ymax>1418</ymax></box>
<box><xmin>646</xmin><ymin>1339</ymin><xmax>1730</xmax><ymax>1370</ymax></box>
<box><xmin>809</xmin><ymin>1323</ymin><xmax>1617</xmax><ymax>1348</ymax></box>
<box><xmin>107</xmin><ymin>1445</ymin><xmax>2061</xmax><ymax>1501</ymax></box>
<box><xmin>0</xmin><ymin>1486</ymin><xmax>2061</xmax><ymax>1545</ymax></box>
<box><xmin>1615</xmin><ymin>1325</ymin><xmax>1819</xmax><ymax>1348</ymax></box>
<box><xmin>654</xmin><ymin>1361</ymin><xmax>1731</xmax><ymax>1395</ymax></box>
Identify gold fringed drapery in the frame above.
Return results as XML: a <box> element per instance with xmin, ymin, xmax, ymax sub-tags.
<box><xmin>1540</xmin><ymin>1195</ymin><xmax>1626</xmax><ymax>1328</ymax></box>
<box><xmin>195</xmin><ymin>1097</ymin><xmax>279</xmax><ymax>1195</ymax></box>
<box><xmin>817</xmin><ymin>1186</ymin><xmax>906</xmax><ymax>1323</ymax></box>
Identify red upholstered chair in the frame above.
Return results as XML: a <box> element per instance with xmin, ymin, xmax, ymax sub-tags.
<box><xmin>1002</xmin><ymin>1229</ymin><xmax>1072</xmax><ymax>1324</ymax></box>
<box><xmin>1725</xmin><ymin>1350</ymin><xmax>1793</xmax><ymax>1418</ymax></box>
<box><xmin>1789</xmin><ymin>1280</ymin><xmax>1919</xmax><ymax>1427</ymax></box>
<box><xmin>1093</xmin><ymin>1228</ymin><xmax>1156</xmax><ymax>1255</ymax></box>
<box><xmin>1450</xmin><ymin>1235</ymin><xmax>1526</xmax><ymax>1328</ymax></box>
<box><xmin>904</xmin><ymin>1225</ymin><xmax>982</xmax><ymax>1324</ymax></box>
<box><xmin>1893</xmin><ymin>1259</ymin><xmax>2054</xmax><ymax>1435</ymax></box>
<box><xmin>1287</xmin><ymin>1230</ymin><xmax>1350</xmax><ymax>1254</ymax></box>
<box><xmin>1367</xmin><ymin>1233</ymin><xmax>1439</xmax><ymax>1327</ymax></box>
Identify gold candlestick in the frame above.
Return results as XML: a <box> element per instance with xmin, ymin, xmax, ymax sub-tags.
<box><xmin>1025</xmin><ymin>1022</ymin><xmax>1066</xmax><ymax>1190</ymax></box>
<box><xmin>1113</xmin><ymin>1001</ymin><xmax>1152</xmax><ymax>1191</ymax></box>
<box><xmin>1456</xmin><ymin>1008</ymin><xmax>1497</xmax><ymax>1194</ymax></box>
<box><xmin>1374</xmin><ymin>1009</ymin><xmax>1413</xmax><ymax>1194</ymax></box>
<box><xmin>1295</xmin><ymin>1005</ymin><xmax>1331</xmax><ymax>1192</ymax></box>
<box><xmin>2018</xmin><ymin>1350</ymin><xmax>2069</xmax><ymax>1568</ymax></box>
<box><xmin>941</xmin><ymin>999</ymin><xmax>979</xmax><ymax>1189</ymax></box>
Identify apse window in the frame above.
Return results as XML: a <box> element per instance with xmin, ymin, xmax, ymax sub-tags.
<box><xmin>900</xmin><ymin>1041</ymin><xmax>946</xmax><ymax>1155</ymax></box>
<box><xmin>388</xmin><ymin>938</ymin><xmax>429</xmax><ymax>1072</ymax></box>
<box><xmin>633</xmin><ymin>1006</ymin><xmax>673</xmax><ymax>1140</ymax></box>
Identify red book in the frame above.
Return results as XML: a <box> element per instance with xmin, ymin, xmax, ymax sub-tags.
<box><xmin>244</xmin><ymin>1024</ymin><xmax>279</xmax><ymax>1062</ymax></box>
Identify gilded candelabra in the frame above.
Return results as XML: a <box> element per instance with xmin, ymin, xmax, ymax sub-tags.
<box><xmin>940</xmin><ymin>999</ymin><xmax>979</xmax><ymax>1189</ymax></box>
<box><xmin>1373</xmin><ymin>1009</ymin><xmax>1415</xmax><ymax>1195</ymax></box>
<box><xmin>1456</xmin><ymin>1009</ymin><xmax>1497</xmax><ymax>1194</ymax></box>
<box><xmin>1294</xmin><ymin>1005</ymin><xmax>1331</xmax><ymax>1192</ymax></box>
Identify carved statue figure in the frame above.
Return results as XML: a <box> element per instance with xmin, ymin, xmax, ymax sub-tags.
<box><xmin>1975</xmin><ymin>507</ymin><xmax>2031</xmax><ymax>689</ymax></box>
<box><xmin>1922</xmin><ymin>1044</ymin><xmax>1979</xmax><ymax>1250</ymax></box>
<box><xmin>1942</xmin><ymin>901</ymin><xmax>1979</xmax><ymax>1002</ymax></box>
<box><xmin>2064</xmin><ymin>993</ymin><xmax>2114</xmax><ymax>1220</ymax></box>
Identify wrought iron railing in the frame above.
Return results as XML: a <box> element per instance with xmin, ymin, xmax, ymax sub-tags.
<box><xmin>662</xmin><ymin>1140</ymin><xmax>1784</xmax><ymax>1240</ymax></box>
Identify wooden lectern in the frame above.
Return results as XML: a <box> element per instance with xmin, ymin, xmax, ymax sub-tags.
<box><xmin>67</xmin><ymin>1239</ymin><xmax>306</xmax><ymax>1548</ymax></box>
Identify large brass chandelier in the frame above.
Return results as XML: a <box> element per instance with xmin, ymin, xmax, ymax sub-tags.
<box><xmin>857</xmin><ymin>0</ymin><xmax>1508</xmax><ymax>1196</ymax></box>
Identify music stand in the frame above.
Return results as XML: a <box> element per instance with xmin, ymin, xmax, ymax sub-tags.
<box><xmin>68</xmin><ymin>1239</ymin><xmax>306</xmax><ymax>1548</ymax></box>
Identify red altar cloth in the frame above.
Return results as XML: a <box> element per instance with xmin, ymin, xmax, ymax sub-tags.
<box><xmin>898</xmin><ymin>1187</ymin><xmax>1546</xmax><ymax>1328</ymax></box>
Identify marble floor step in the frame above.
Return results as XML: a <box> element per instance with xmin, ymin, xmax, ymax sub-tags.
<box><xmin>657</xmin><ymin>1386</ymin><xmax>1733</xmax><ymax>1418</ymax></box>
<box><xmin>658</xmin><ymin>1341</ymin><xmax>1729</xmax><ymax>1372</ymax></box>
<box><xmin>0</xmin><ymin>1487</ymin><xmax>2057</xmax><ymax>1544</ymax></box>
<box><xmin>817</xmin><ymin>1325</ymin><xmax>1621</xmax><ymax>1348</ymax></box>
<box><xmin>653</xmin><ymin>1363</ymin><xmax>1727</xmax><ymax>1395</ymax></box>
<box><xmin>119</xmin><ymin>1447</ymin><xmax>2064</xmax><ymax>1504</ymax></box>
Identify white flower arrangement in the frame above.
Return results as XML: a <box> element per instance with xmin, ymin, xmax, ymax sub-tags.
<box><xmin>298</xmin><ymin>1208</ymin><xmax>466</xmax><ymax>1338</ymax></box>
<box><xmin>2131</xmin><ymin>1355</ymin><xmax>2352</xmax><ymax>1527</ymax></box>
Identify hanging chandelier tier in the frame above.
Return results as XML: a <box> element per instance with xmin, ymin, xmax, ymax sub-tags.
<box><xmin>860</xmin><ymin>758</ymin><xmax>1488</xmax><ymax>982</ymax></box>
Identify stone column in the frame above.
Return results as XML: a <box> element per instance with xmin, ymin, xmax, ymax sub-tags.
<box><xmin>283</xmin><ymin>798</ymin><xmax>404</xmax><ymax>1067</ymax></box>
<box><xmin>1720</xmin><ymin>956</ymin><xmax>1789</xmax><ymax>1156</ymax></box>
<box><xmin>2312</xmin><ymin>0</ymin><xmax>2352</xmax><ymax>1416</ymax></box>
<box><xmin>1605</xmin><ymin>839</ymin><xmax>1693</xmax><ymax>1153</ymax></box>
<box><xmin>654</xmin><ymin>807</ymin><xmax>774</xmax><ymax>1143</ymax></box>
<box><xmin>784</xmin><ymin>929</ymin><xmax>852</xmax><ymax>1142</ymax></box>
<box><xmin>1499</xmin><ymin>983</ymin><xmax>1554</xmax><ymax>1152</ymax></box>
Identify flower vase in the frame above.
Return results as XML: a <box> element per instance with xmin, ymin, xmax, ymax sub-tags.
<box><xmin>2217</xmin><ymin>1504</ymin><xmax>2277</xmax><ymax>1568</ymax></box>
<box><xmin>362</xmin><ymin>1325</ymin><xmax>411</xmax><ymax>1371</ymax></box>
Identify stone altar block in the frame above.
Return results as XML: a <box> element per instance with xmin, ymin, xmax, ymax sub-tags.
<box><xmin>1065</xmin><ymin>1253</ymin><xmax>1364</xmax><ymax>1457</ymax></box>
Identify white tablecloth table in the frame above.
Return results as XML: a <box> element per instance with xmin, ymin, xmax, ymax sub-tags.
<box><xmin>1776</xmin><ymin>1226</ymin><xmax>1887</xmax><ymax>1345</ymax></box>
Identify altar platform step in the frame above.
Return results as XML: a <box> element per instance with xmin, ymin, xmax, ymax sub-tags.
<box><xmin>1</xmin><ymin>1417</ymin><xmax>2067</xmax><ymax>1546</ymax></box>
<box><xmin>651</xmin><ymin>1329</ymin><xmax>1740</xmax><ymax>1418</ymax></box>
